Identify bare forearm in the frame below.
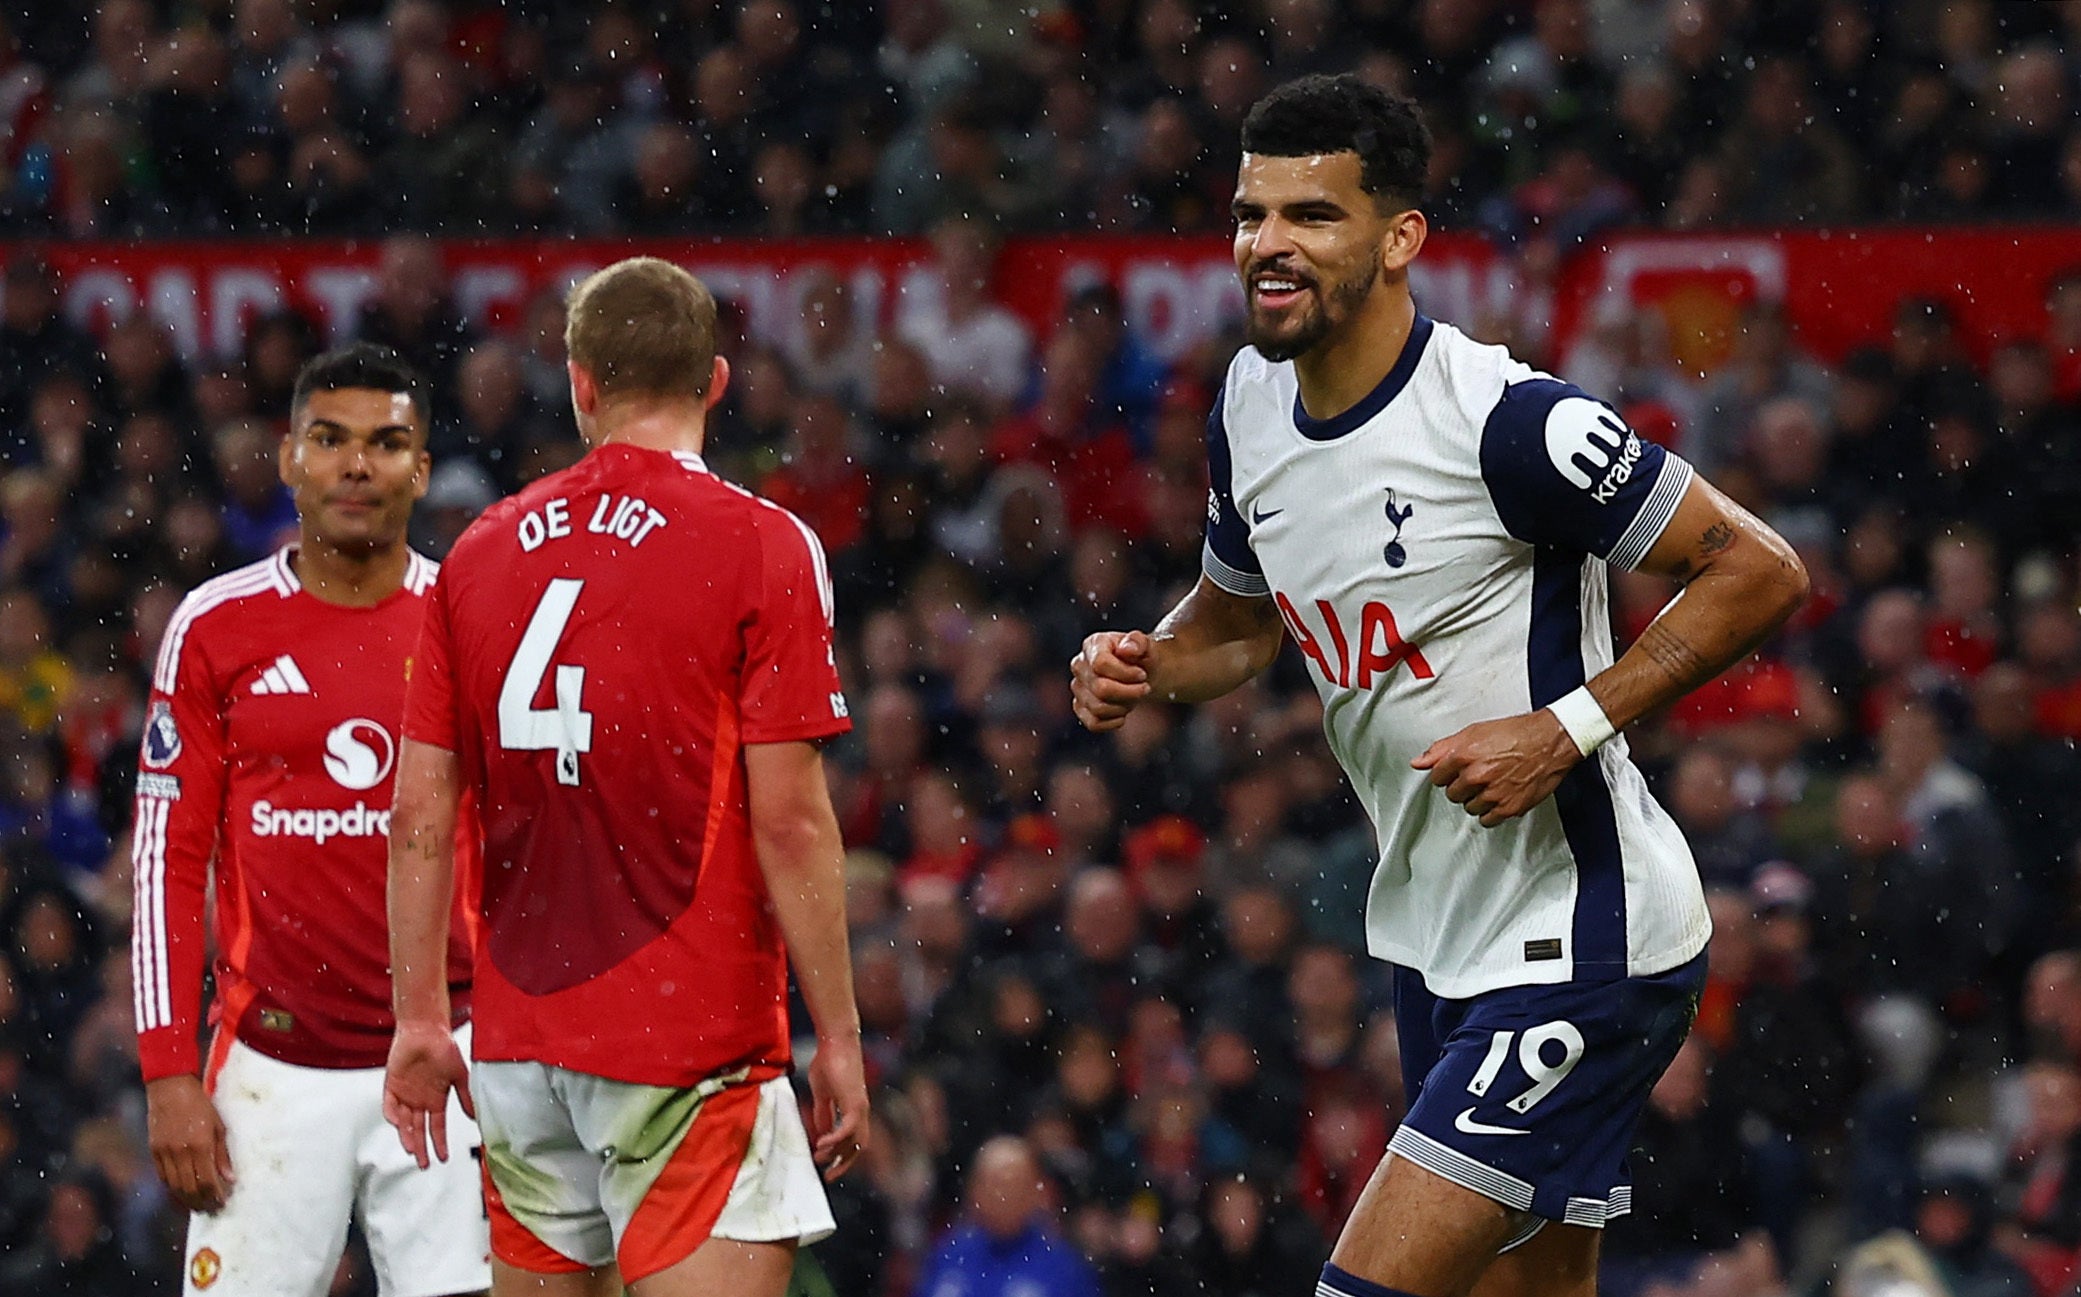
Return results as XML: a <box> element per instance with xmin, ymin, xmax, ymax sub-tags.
<box><xmin>755</xmin><ymin>812</ymin><xmax>860</xmax><ymax>1043</ymax></box>
<box><xmin>1145</xmin><ymin>579</ymin><xmax>1284</xmax><ymax>704</ymax></box>
<box><xmin>387</xmin><ymin>742</ymin><xmax>458</xmax><ymax>1027</ymax></box>
<box><xmin>1590</xmin><ymin>561</ymin><xmax>1805</xmax><ymax>731</ymax></box>
<box><xmin>1586</xmin><ymin>476</ymin><xmax>1811</xmax><ymax>733</ymax></box>
<box><xmin>388</xmin><ymin>830</ymin><xmax>453</xmax><ymax>1025</ymax></box>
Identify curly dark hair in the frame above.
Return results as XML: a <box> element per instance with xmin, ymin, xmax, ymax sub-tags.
<box><xmin>290</xmin><ymin>342</ymin><xmax>430</xmax><ymax>424</ymax></box>
<box><xmin>1239</xmin><ymin>74</ymin><xmax>1433</xmax><ymax>211</ymax></box>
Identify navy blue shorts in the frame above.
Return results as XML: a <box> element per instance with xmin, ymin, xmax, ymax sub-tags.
<box><xmin>1389</xmin><ymin>953</ymin><xmax>1705</xmax><ymax>1228</ymax></box>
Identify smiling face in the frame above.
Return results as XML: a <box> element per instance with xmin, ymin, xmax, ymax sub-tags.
<box><xmin>280</xmin><ymin>387</ymin><xmax>429</xmax><ymax>553</ymax></box>
<box><xmin>1232</xmin><ymin>151</ymin><xmax>1406</xmax><ymax>362</ymax></box>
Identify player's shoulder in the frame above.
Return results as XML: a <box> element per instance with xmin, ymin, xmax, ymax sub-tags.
<box><xmin>1219</xmin><ymin>346</ymin><xmax>1287</xmax><ymax>402</ymax></box>
<box><xmin>153</xmin><ymin>551</ymin><xmax>298</xmax><ymax>690</ymax></box>
<box><xmin>168</xmin><ymin>550</ymin><xmax>297</xmax><ymax>629</ymax></box>
<box><xmin>1480</xmin><ymin>357</ymin><xmax>1621</xmax><ymax>456</ymax></box>
<box><xmin>1211</xmin><ymin>347</ymin><xmax>1295</xmax><ymax>445</ymax></box>
<box><xmin>1415</xmin><ymin>317</ymin><xmax>1533</xmax><ymax>409</ymax></box>
<box><xmin>732</xmin><ymin>482</ymin><xmax>830</xmax><ymax>564</ymax></box>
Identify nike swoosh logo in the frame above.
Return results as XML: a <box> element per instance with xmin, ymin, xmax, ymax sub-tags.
<box><xmin>1453</xmin><ymin>1108</ymin><xmax>1529</xmax><ymax>1137</ymax></box>
<box><xmin>1250</xmin><ymin>504</ymin><xmax>1284</xmax><ymax>524</ymax></box>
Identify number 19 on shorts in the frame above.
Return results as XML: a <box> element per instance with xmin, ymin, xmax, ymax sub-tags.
<box><xmin>1467</xmin><ymin>1020</ymin><xmax>1584</xmax><ymax>1114</ymax></box>
<box><xmin>499</xmin><ymin>578</ymin><xmax>595</xmax><ymax>786</ymax></box>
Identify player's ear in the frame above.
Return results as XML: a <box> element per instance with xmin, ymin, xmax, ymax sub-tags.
<box><xmin>411</xmin><ymin>447</ymin><xmax>431</xmax><ymax>502</ymax></box>
<box><xmin>568</xmin><ymin>361</ymin><xmax>598</xmax><ymax>416</ymax></box>
<box><xmin>277</xmin><ymin>419</ymin><xmax>298</xmax><ymax>487</ymax></box>
<box><xmin>704</xmin><ymin>355</ymin><xmax>731</xmax><ymax>412</ymax></box>
<box><xmin>1381</xmin><ymin>207</ymin><xmax>1427</xmax><ymax>275</ymax></box>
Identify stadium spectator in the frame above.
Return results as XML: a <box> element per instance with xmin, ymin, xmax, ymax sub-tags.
<box><xmin>781</xmin><ymin>270</ymin><xmax>878</xmax><ymax>408</ymax></box>
<box><xmin>434</xmin><ymin>339</ymin><xmax>561</xmax><ymax>495</ymax></box>
<box><xmin>1598</xmin><ymin>1039</ymin><xmax>1774</xmax><ymax>1297</ymax></box>
<box><xmin>914</xmin><ymin>1134</ymin><xmax>1102</xmax><ymax>1297</ymax></box>
<box><xmin>611</xmin><ymin>120</ymin><xmax>706</xmax><ymax>235</ymax></box>
<box><xmin>1914</xmin><ymin>1171</ymin><xmax>2036</xmax><ymax>1297</ymax></box>
<box><xmin>0</xmin><ymin>1169</ymin><xmax>147</xmax><ymax>1293</ymax></box>
<box><xmin>1693</xmin><ymin>302</ymin><xmax>1833</xmax><ymax>476</ymax></box>
<box><xmin>1664</xmin><ymin>743</ymin><xmax>1783</xmax><ymax>888</ymax></box>
<box><xmin>897</xmin><ymin>215</ymin><xmax>1034</xmax><ymax>406</ymax></box>
<box><xmin>352</xmin><ymin>237</ymin><xmax>476</xmax><ymax>407</ymax></box>
<box><xmin>762</xmin><ymin>390</ymin><xmax>872</xmax><ymax>554</ymax></box>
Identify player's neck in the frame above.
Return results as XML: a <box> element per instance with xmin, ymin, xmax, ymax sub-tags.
<box><xmin>1293</xmin><ymin>288</ymin><xmax>1417</xmax><ymax>422</ymax></box>
<box><xmin>586</xmin><ymin>397</ymin><xmax>710</xmax><ymax>456</ymax></box>
<box><xmin>291</xmin><ymin>538</ymin><xmax>408</xmax><ymax>608</ymax></box>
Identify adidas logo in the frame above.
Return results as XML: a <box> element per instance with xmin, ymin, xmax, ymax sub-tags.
<box><xmin>251</xmin><ymin>655</ymin><xmax>312</xmax><ymax>696</ymax></box>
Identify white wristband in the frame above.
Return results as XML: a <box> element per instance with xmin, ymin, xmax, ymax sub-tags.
<box><xmin>1547</xmin><ymin>686</ymin><xmax>1616</xmax><ymax>757</ymax></box>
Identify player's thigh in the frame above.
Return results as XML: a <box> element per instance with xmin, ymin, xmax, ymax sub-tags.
<box><xmin>571</xmin><ymin>1073</ymin><xmax>835</xmax><ymax>1286</ymax></box>
<box><xmin>185</xmin><ymin>1041</ymin><xmax>359</xmax><ymax>1297</ymax></box>
<box><xmin>490</xmin><ymin>1258</ymin><xmax>622</xmax><ymax>1297</ymax></box>
<box><xmin>1330</xmin><ymin>1151</ymin><xmax>1526</xmax><ymax>1297</ymax></box>
<box><xmin>357</xmin><ymin>1030</ymin><xmax>492</xmax><ymax>1297</ymax></box>
<box><xmin>473</xmin><ymin>1061</ymin><xmax>619</xmax><ymax>1277</ymax></box>
<box><xmin>1393</xmin><ymin>957</ymin><xmax>1702</xmax><ymax>1227</ymax></box>
<box><xmin>1469</xmin><ymin>1220</ymin><xmax>1600</xmax><ymax>1297</ymax></box>
<box><xmin>627</xmin><ymin>1236</ymin><xmax>795</xmax><ymax>1297</ymax></box>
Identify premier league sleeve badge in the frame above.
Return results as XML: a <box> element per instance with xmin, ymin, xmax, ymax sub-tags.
<box><xmin>142</xmin><ymin>699</ymin><xmax>183</xmax><ymax>769</ymax></box>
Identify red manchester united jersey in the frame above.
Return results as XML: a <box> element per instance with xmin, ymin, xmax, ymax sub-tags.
<box><xmin>133</xmin><ymin>549</ymin><xmax>477</xmax><ymax>1082</ymax></box>
<box><xmin>405</xmin><ymin>445</ymin><xmax>850</xmax><ymax>1088</ymax></box>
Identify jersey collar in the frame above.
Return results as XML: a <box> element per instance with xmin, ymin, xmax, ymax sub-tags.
<box><xmin>276</xmin><ymin>545</ymin><xmax>436</xmax><ymax>598</ymax></box>
<box><xmin>271</xmin><ymin>547</ymin><xmax>300</xmax><ymax>595</ymax></box>
<box><xmin>1291</xmin><ymin>313</ymin><xmax>1435</xmax><ymax>442</ymax></box>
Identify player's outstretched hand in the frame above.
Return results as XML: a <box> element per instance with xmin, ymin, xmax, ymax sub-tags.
<box><xmin>146</xmin><ymin>1074</ymin><xmax>235</xmax><ymax>1213</ymax></box>
<box><xmin>383</xmin><ymin>1019</ymin><xmax>473</xmax><ymax>1170</ymax></box>
<box><xmin>1413</xmin><ymin>709</ymin><xmax>1582</xmax><ymax>827</ymax></box>
<box><xmin>1071</xmin><ymin>630</ymin><xmax>1154</xmax><ymax>732</ymax></box>
<box><xmin>807</xmin><ymin>1032</ymin><xmax>870</xmax><ymax>1182</ymax></box>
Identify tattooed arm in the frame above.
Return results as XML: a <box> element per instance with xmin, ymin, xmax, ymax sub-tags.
<box><xmin>1414</xmin><ymin>476</ymin><xmax>1807</xmax><ymax>827</ymax></box>
<box><xmin>1585</xmin><ymin>478</ymin><xmax>1809</xmax><ymax>732</ymax></box>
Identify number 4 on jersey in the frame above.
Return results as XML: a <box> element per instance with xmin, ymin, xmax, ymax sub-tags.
<box><xmin>499</xmin><ymin>578</ymin><xmax>594</xmax><ymax>785</ymax></box>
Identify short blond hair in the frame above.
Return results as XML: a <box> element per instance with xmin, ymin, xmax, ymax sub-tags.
<box><xmin>564</xmin><ymin>257</ymin><xmax>717</xmax><ymax>402</ymax></box>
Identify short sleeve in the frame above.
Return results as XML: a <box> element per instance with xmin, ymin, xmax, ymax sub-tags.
<box><xmin>742</xmin><ymin>508</ymin><xmax>852</xmax><ymax>744</ymax></box>
<box><xmin>1200</xmin><ymin>385</ymin><xmax>1268</xmax><ymax>596</ymax></box>
<box><xmin>1479</xmin><ymin>378</ymin><xmax>1695</xmax><ymax>570</ymax></box>
<box><xmin>403</xmin><ymin>573</ymin><xmax>461</xmax><ymax>751</ymax></box>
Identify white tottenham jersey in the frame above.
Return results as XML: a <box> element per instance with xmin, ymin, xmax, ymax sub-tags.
<box><xmin>1203</xmin><ymin>315</ymin><xmax>1709</xmax><ymax>998</ymax></box>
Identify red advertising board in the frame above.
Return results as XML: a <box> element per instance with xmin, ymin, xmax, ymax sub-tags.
<box><xmin>1557</xmin><ymin>227</ymin><xmax>2081</xmax><ymax>372</ymax></box>
<box><xmin>5</xmin><ymin>227</ymin><xmax>2074</xmax><ymax>374</ymax></box>
<box><xmin>2</xmin><ymin>233</ymin><xmax>1507</xmax><ymax>368</ymax></box>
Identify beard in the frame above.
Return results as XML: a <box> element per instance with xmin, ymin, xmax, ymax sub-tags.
<box><xmin>1245</xmin><ymin>256</ymin><xmax>1381</xmax><ymax>362</ymax></box>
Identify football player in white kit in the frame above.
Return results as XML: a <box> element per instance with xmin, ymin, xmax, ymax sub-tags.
<box><xmin>1071</xmin><ymin>75</ymin><xmax>1808</xmax><ymax>1297</ymax></box>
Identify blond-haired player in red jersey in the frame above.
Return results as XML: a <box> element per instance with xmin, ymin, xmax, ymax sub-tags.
<box><xmin>383</xmin><ymin>257</ymin><xmax>869</xmax><ymax>1297</ymax></box>
<box><xmin>134</xmin><ymin>343</ymin><xmax>488</xmax><ymax>1297</ymax></box>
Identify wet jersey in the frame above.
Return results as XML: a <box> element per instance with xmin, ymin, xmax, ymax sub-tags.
<box><xmin>1203</xmin><ymin>316</ymin><xmax>1708</xmax><ymax>997</ymax></box>
<box><xmin>133</xmin><ymin>548</ymin><xmax>477</xmax><ymax>1080</ymax></box>
<box><xmin>405</xmin><ymin>444</ymin><xmax>850</xmax><ymax>1088</ymax></box>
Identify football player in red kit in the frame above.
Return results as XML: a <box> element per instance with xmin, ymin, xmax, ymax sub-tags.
<box><xmin>384</xmin><ymin>257</ymin><xmax>868</xmax><ymax>1297</ymax></box>
<box><xmin>134</xmin><ymin>344</ymin><xmax>487</xmax><ymax>1297</ymax></box>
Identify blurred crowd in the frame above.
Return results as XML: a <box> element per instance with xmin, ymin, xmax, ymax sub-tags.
<box><xmin>1</xmin><ymin>2</ymin><xmax>2080</xmax><ymax>1296</ymax></box>
<box><xmin>2</xmin><ymin>0</ymin><xmax>2081</xmax><ymax>243</ymax></box>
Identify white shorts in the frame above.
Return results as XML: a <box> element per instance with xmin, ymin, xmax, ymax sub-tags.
<box><xmin>471</xmin><ymin>1065</ymin><xmax>832</xmax><ymax>1283</ymax></box>
<box><xmin>185</xmin><ymin>1030</ymin><xmax>489</xmax><ymax>1297</ymax></box>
